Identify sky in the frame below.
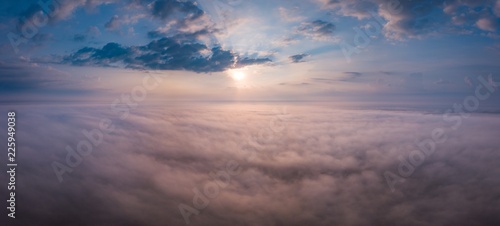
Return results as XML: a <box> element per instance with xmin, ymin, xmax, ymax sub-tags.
<box><xmin>0</xmin><ymin>0</ymin><xmax>499</xmax><ymax>106</ymax></box>
<box><xmin>1</xmin><ymin>1</ymin><xmax>500</xmax><ymax>226</ymax></box>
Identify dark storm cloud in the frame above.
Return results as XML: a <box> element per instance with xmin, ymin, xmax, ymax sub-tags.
<box><xmin>63</xmin><ymin>34</ymin><xmax>272</xmax><ymax>73</ymax></box>
<box><xmin>289</xmin><ymin>53</ymin><xmax>309</xmax><ymax>63</ymax></box>
<box><xmin>2</xmin><ymin>105</ymin><xmax>500</xmax><ymax>225</ymax></box>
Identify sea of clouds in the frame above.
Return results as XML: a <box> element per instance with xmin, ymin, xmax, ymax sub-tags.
<box><xmin>1</xmin><ymin>103</ymin><xmax>499</xmax><ymax>226</ymax></box>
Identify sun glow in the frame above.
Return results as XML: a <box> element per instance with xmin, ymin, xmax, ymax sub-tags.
<box><xmin>229</xmin><ymin>69</ymin><xmax>246</xmax><ymax>81</ymax></box>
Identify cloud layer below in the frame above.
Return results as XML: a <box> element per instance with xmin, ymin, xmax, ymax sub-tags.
<box><xmin>1</xmin><ymin>104</ymin><xmax>500</xmax><ymax>225</ymax></box>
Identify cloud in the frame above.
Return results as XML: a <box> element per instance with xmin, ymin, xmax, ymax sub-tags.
<box><xmin>0</xmin><ymin>59</ymin><xmax>96</xmax><ymax>100</ymax></box>
<box><xmin>62</xmin><ymin>33</ymin><xmax>272</xmax><ymax>73</ymax></box>
<box><xmin>104</xmin><ymin>14</ymin><xmax>146</xmax><ymax>32</ymax></box>
<box><xmin>272</xmin><ymin>37</ymin><xmax>300</xmax><ymax>47</ymax></box>
<box><xmin>376</xmin><ymin>0</ymin><xmax>444</xmax><ymax>40</ymax></box>
<box><xmin>105</xmin><ymin>15</ymin><xmax>121</xmax><ymax>30</ymax></box>
<box><xmin>311</xmin><ymin>77</ymin><xmax>337</xmax><ymax>84</ymax></box>
<box><xmin>278</xmin><ymin>6</ymin><xmax>306</xmax><ymax>22</ymax></box>
<box><xmin>237</xmin><ymin>57</ymin><xmax>272</xmax><ymax>65</ymax></box>
<box><xmin>289</xmin><ymin>54</ymin><xmax>309</xmax><ymax>63</ymax></box>
<box><xmin>0</xmin><ymin>0</ymin><xmax>116</xmax><ymax>50</ymax></box>
<box><xmin>150</xmin><ymin>0</ymin><xmax>204</xmax><ymax>27</ymax></box>
<box><xmin>147</xmin><ymin>28</ymin><xmax>215</xmax><ymax>41</ymax></box>
<box><xmin>344</xmin><ymin>71</ymin><xmax>362</xmax><ymax>77</ymax></box>
<box><xmin>296</xmin><ymin>20</ymin><xmax>336</xmax><ymax>40</ymax></box>
<box><xmin>279</xmin><ymin>82</ymin><xmax>310</xmax><ymax>86</ymax></box>
<box><xmin>442</xmin><ymin>1</ymin><xmax>500</xmax><ymax>34</ymax></box>
<box><xmin>319</xmin><ymin>0</ymin><xmax>442</xmax><ymax>39</ymax></box>
<box><xmin>318</xmin><ymin>0</ymin><xmax>500</xmax><ymax>40</ymax></box>
<box><xmin>14</xmin><ymin>0</ymin><xmax>116</xmax><ymax>34</ymax></box>
<box><xmin>87</xmin><ymin>26</ymin><xmax>101</xmax><ymax>37</ymax></box>
<box><xmin>311</xmin><ymin>72</ymin><xmax>362</xmax><ymax>83</ymax></box>
<box><xmin>318</xmin><ymin>0</ymin><xmax>377</xmax><ymax>19</ymax></box>
<box><xmin>73</xmin><ymin>34</ymin><xmax>86</xmax><ymax>42</ymax></box>
<box><xmin>476</xmin><ymin>18</ymin><xmax>499</xmax><ymax>32</ymax></box>
<box><xmin>72</xmin><ymin>26</ymin><xmax>101</xmax><ymax>43</ymax></box>
<box><xmin>2</xmin><ymin>104</ymin><xmax>500</xmax><ymax>225</ymax></box>
<box><xmin>496</xmin><ymin>0</ymin><xmax>500</xmax><ymax>17</ymax></box>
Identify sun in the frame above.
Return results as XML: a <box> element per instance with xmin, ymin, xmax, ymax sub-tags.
<box><xmin>229</xmin><ymin>69</ymin><xmax>246</xmax><ymax>81</ymax></box>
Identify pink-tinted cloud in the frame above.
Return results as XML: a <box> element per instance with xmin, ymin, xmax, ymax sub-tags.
<box><xmin>1</xmin><ymin>104</ymin><xmax>500</xmax><ymax>225</ymax></box>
